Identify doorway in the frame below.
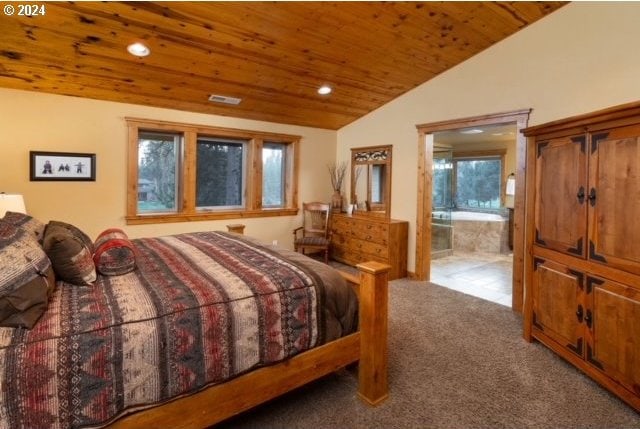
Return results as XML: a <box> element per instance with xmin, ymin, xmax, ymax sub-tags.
<box><xmin>415</xmin><ymin>110</ymin><xmax>530</xmax><ymax>312</ymax></box>
<box><xmin>430</xmin><ymin>123</ymin><xmax>516</xmax><ymax>307</ymax></box>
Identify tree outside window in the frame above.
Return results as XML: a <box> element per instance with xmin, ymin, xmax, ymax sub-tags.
<box><xmin>196</xmin><ymin>139</ymin><xmax>245</xmax><ymax>208</ymax></box>
<box><xmin>262</xmin><ymin>143</ymin><xmax>285</xmax><ymax>207</ymax></box>
<box><xmin>455</xmin><ymin>158</ymin><xmax>502</xmax><ymax>210</ymax></box>
<box><xmin>137</xmin><ymin>132</ymin><xmax>179</xmax><ymax>213</ymax></box>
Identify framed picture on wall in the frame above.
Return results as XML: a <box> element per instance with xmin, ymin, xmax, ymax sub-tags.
<box><xmin>30</xmin><ymin>151</ymin><xmax>96</xmax><ymax>181</ymax></box>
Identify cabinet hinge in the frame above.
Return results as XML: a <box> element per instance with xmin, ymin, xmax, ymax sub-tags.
<box><xmin>567</xmin><ymin>238</ymin><xmax>583</xmax><ymax>256</ymax></box>
<box><xmin>590</xmin><ymin>132</ymin><xmax>610</xmax><ymax>154</ymax></box>
<box><xmin>587</xmin><ymin>344</ymin><xmax>604</xmax><ymax>370</ymax></box>
<box><xmin>533</xmin><ymin>257</ymin><xmax>545</xmax><ymax>271</ymax></box>
<box><xmin>585</xmin><ymin>276</ymin><xmax>604</xmax><ymax>295</ymax></box>
<box><xmin>589</xmin><ymin>240</ymin><xmax>607</xmax><ymax>263</ymax></box>
<box><xmin>537</xmin><ymin>141</ymin><xmax>549</xmax><ymax>158</ymax></box>
<box><xmin>568</xmin><ymin>269</ymin><xmax>584</xmax><ymax>290</ymax></box>
<box><xmin>532</xmin><ymin>311</ymin><xmax>543</xmax><ymax>330</ymax></box>
<box><xmin>567</xmin><ymin>338</ymin><xmax>583</xmax><ymax>356</ymax></box>
<box><xmin>535</xmin><ymin>229</ymin><xmax>547</xmax><ymax>246</ymax></box>
<box><xmin>571</xmin><ymin>135</ymin><xmax>586</xmax><ymax>153</ymax></box>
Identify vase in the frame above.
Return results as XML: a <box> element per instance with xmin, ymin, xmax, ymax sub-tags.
<box><xmin>331</xmin><ymin>191</ymin><xmax>343</xmax><ymax>212</ymax></box>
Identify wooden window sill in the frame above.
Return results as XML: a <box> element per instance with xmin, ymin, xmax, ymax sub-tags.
<box><xmin>126</xmin><ymin>208</ymin><xmax>299</xmax><ymax>225</ymax></box>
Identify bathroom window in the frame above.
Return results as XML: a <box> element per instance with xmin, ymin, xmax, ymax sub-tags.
<box><xmin>453</xmin><ymin>155</ymin><xmax>503</xmax><ymax>210</ymax></box>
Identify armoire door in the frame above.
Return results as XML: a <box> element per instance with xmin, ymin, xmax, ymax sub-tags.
<box><xmin>588</xmin><ymin>124</ymin><xmax>640</xmax><ymax>275</ymax></box>
<box><xmin>534</xmin><ymin>135</ymin><xmax>588</xmax><ymax>257</ymax></box>
<box><xmin>532</xmin><ymin>258</ymin><xmax>585</xmax><ymax>357</ymax></box>
<box><xmin>585</xmin><ymin>275</ymin><xmax>640</xmax><ymax>396</ymax></box>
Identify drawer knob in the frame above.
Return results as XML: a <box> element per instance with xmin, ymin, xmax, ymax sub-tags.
<box><xmin>584</xmin><ymin>309</ymin><xmax>593</xmax><ymax>328</ymax></box>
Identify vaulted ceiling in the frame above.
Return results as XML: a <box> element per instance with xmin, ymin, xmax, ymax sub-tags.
<box><xmin>0</xmin><ymin>1</ymin><xmax>566</xmax><ymax>130</ymax></box>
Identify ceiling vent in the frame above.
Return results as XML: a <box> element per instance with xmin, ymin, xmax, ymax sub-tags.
<box><xmin>208</xmin><ymin>94</ymin><xmax>242</xmax><ymax>105</ymax></box>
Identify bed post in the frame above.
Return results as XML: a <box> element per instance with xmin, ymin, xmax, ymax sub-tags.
<box><xmin>356</xmin><ymin>261</ymin><xmax>390</xmax><ymax>406</ymax></box>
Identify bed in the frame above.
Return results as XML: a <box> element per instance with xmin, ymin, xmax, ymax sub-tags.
<box><xmin>0</xmin><ymin>215</ymin><xmax>389</xmax><ymax>429</ymax></box>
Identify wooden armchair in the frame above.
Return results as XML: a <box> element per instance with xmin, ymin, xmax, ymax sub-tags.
<box><xmin>293</xmin><ymin>202</ymin><xmax>332</xmax><ymax>263</ymax></box>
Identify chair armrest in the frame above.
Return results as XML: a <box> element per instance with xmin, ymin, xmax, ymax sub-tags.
<box><xmin>293</xmin><ymin>226</ymin><xmax>303</xmax><ymax>238</ymax></box>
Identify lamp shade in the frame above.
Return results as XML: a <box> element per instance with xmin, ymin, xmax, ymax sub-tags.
<box><xmin>0</xmin><ymin>193</ymin><xmax>26</xmax><ymax>218</ymax></box>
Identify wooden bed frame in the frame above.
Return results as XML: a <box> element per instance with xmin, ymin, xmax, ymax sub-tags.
<box><xmin>109</xmin><ymin>261</ymin><xmax>390</xmax><ymax>428</ymax></box>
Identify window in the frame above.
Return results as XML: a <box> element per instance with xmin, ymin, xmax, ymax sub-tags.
<box><xmin>453</xmin><ymin>155</ymin><xmax>503</xmax><ymax>210</ymax></box>
<box><xmin>126</xmin><ymin>118</ymin><xmax>299</xmax><ymax>224</ymax></box>
<box><xmin>137</xmin><ymin>132</ymin><xmax>181</xmax><ymax>214</ymax></box>
<box><xmin>196</xmin><ymin>137</ymin><xmax>246</xmax><ymax>209</ymax></box>
<box><xmin>262</xmin><ymin>143</ymin><xmax>286</xmax><ymax>208</ymax></box>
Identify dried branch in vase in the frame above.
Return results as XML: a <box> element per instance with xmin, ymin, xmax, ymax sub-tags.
<box><xmin>327</xmin><ymin>162</ymin><xmax>348</xmax><ymax>192</ymax></box>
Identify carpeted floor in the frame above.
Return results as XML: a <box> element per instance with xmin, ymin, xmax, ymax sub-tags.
<box><xmin>215</xmin><ymin>279</ymin><xmax>640</xmax><ymax>428</ymax></box>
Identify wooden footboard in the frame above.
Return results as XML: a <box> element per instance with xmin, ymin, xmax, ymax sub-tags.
<box><xmin>109</xmin><ymin>261</ymin><xmax>390</xmax><ymax>428</ymax></box>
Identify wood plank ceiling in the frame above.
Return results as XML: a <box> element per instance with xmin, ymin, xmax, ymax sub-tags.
<box><xmin>0</xmin><ymin>1</ymin><xmax>566</xmax><ymax>130</ymax></box>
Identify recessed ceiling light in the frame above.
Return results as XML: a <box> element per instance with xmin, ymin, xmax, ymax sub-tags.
<box><xmin>127</xmin><ymin>42</ymin><xmax>150</xmax><ymax>57</ymax></box>
<box><xmin>460</xmin><ymin>128</ymin><xmax>483</xmax><ymax>134</ymax></box>
<box><xmin>317</xmin><ymin>85</ymin><xmax>332</xmax><ymax>95</ymax></box>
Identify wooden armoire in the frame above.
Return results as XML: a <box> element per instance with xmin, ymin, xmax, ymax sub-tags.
<box><xmin>523</xmin><ymin>102</ymin><xmax>640</xmax><ymax>411</ymax></box>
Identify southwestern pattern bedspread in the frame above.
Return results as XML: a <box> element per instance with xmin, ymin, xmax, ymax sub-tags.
<box><xmin>0</xmin><ymin>231</ymin><xmax>357</xmax><ymax>429</ymax></box>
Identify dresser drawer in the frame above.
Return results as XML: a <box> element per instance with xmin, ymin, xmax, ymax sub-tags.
<box><xmin>331</xmin><ymin>219</ymin><xmax>389</xmax><ymax>245</ymax></box>
<box><xmin>351</xmin><ymin>223</ymin><xmax>389</xmax><ymax>244</ymax></box>
<box><xmin>331</xmin><ymin>247</ymin><xmax>387</xmax><ymax>266</ymax></box>
<box><xmin>332</xmin><ymin>235</ymin><xmax>388</xmax><ymax>259</ymax></box>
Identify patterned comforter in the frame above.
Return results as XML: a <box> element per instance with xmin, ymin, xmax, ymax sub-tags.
<box><xmin>0</xmin><ymin>232</ymin><xmax>358</xmax><ymax>429</ymax></box>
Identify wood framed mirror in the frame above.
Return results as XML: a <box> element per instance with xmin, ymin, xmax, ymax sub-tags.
<box><xmin>350</xmin><ymin>145</ymin><xmax>392</xmax><ymax>217</ymax></box>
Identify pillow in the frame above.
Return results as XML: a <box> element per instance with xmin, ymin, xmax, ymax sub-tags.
<box><xmin>43</xmin><ymin>222</ymin><xmax>96</xmax><ymax>286</ymax></box>
<box><xmin>1</xmin><ymin>211</ymin><xmax>46</xmax><ymax>242</ymax></box>
<box><xmin>93</xmin><ymin>228</ymin><xmax>137</xmax><ymax>276</ymax></box>
<box><xmin>47</xmin><ymin>220</ymin><xmax>94</xmax><ymax>253</ymax></box>
<box><xmin>0</xmin><ymin>220</ymin><xmax>55</xmax><ymax>329</ymax></box>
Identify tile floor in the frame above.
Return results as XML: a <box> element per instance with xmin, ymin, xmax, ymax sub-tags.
<box><xmin>430</xmin><ymin>251</ymin><xmax>513</xmax><ymax>307</ymax></box>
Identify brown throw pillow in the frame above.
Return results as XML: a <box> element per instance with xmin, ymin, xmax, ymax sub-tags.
<box><xmin>43</xmin><ymin>222</ymin><xmax>96</xmax><ymax>286</ymax></box>
<box><xmin>93</xmin><ymin>228</ymin><xmax>137</xmax><ymax>276</ymax></box>
<box><xmin>47</xmin><ymin>220</ymin><xmax>94</xmax><ymax>253</ymax></box>
<box><xmin>0</xmin><ymin>220</ymin><xmax>54</xmax><ymax>329</ymax></box>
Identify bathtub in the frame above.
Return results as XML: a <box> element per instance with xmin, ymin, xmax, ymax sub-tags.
<box><xmin>432</xmin><ymin>211</ymin><xmax>510</xmax><ymax>254</ymax></box>
<box><xmin>451</xmin><ymin>211</ymin><xmax>504</xmax><ymax>222</ymax></box>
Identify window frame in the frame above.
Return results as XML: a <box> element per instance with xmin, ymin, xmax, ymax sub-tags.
<box><xmin>126</xmin><ymin>118</ymin><xmax>299</xmax><ymax>224</ymax></box>
<box><xmin>451</xmin><ymin>149</ymin><xmax>506</xmax><ymax>211</ymax></box>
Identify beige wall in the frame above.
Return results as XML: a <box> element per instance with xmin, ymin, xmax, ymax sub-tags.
<box><xmin>337</xmin><ymin>2</ymin><xmax>640</xmax><ymax>272</ymax></box>
<box><xmin>0</xmin><ymin>88</ymin><xmax>337</xmax><ymax>248</ymax></box>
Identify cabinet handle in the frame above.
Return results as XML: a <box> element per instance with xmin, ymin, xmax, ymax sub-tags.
<box><xmin>588</xmin><ymin>188</ymin><xmax>597</xmax><ymax>206</ymax></box>
<box><xmin>576</xmin><ymin>186</ymin><xmax>585</xmax><ymax>204</ymax></box>
<box><xmin>576</xmin><ymin>305</ymin><xmax>584</xmax><ymax>323</ymax></box>
<box><xmin>584</xmin><ymin>309</ymin><xmax>593</xmax><ymax>328</ymax></box>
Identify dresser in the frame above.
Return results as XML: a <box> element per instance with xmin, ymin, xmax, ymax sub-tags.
<box><xmin>330</xmin><ymin>213</ymin><xmax>408</xmax><ymax>280</ymax></box>
<box><xmin>523</xmin><ymin>102</ymin><xmax>640</xmax><ymax>412</ymax></box>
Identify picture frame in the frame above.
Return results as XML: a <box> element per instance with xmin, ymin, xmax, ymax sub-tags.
<box><xmin>30</xmin><ymin>151</ymin><xmax>96</xmax><ymax>181</ymax></box>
